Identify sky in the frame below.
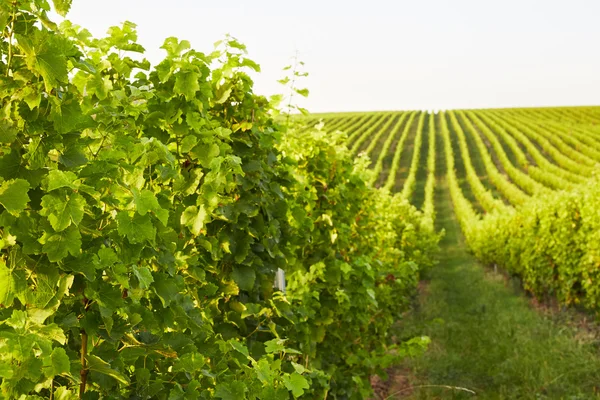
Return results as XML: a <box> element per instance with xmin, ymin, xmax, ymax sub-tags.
<box><xmin>62</xmin><ymin>0</ymin><xmax>600</xmax><ymax>113</ymax></box>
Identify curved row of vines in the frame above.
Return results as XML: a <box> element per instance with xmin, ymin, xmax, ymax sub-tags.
<box><xmin>314</xmin><ymin>105</ymin><xmax>600</xmax><ymax>311</ymax></box>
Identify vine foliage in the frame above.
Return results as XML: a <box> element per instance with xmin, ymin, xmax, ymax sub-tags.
<box><xmin>0</xmin><ymin>1</ymin><xmax>438</xmax><ymax>398</ymax></box>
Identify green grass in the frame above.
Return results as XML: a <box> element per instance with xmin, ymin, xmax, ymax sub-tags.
<box><xmin>390</xmin><ymin>149</ymin><xmax>600</xmax><ymax>399</ymax></box>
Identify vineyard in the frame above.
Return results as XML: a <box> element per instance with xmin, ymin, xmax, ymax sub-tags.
<box><xmin>2</xmin><ymin>1</ymin><xmax>600</xmax><ymax>399</ymax></box>
<box><xmin>307</xmin><ymin>108</ymin><xmax>600</xmax><ymax>397</ymax></box>
<box><xmin>310</xmin><ymin>107</ymin><xmax>600</xmax><ymax>309</ymax></box>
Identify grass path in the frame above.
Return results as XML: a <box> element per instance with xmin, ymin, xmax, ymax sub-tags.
<box><xmin>389</xmin><ymin>175</ymin><xmax>600</xmax><ymax>399</ymax></box>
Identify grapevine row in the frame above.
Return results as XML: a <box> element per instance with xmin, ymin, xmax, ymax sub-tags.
<box><xmin>347</xmin><ymin>113</ymin><xmax>386</xmax><ymax>143</ymax></box>
<box><xmin>333</xmin><ymin>113</ymin><xmax>372</xmax><ymax>135</ymax></box>
<box><xmin>360</xmin><ymin>113</ymin><xmax>401</xmax><ymax>157</ymax></box>
<box><xmin>516</xmin><ymin>111</ymin><xmax>600</xmax><ymax>152</ymax></box>
<box><xmin>447</xmin><ymin>112</ymin><xmax>508</xmax><ymax>213</ymax></box>
<box><xmin>440</xmin><ymin>111</ymin><xmax>480</xmax><ymax>236</ymax></box>
<box><xmin>369</xmin><ymin>112</ymin><xmax>411</xmax><ymax>186</ymax></box>
<box><xmin>475</xmin><ymin>112</ymin><xmax>578</xmax><ymax>190</ymax></box>
<box><xmin>326</xmin><ymin>114</ymin><xmax>360</xmax><ymax>132</ymax></box>
<box><xmin>382</xmin><ymin>112</ymin><xmax>419</xmax><ymax>191</ymax></box>
<box><xmin>491</xmin><ymin>112</ymin><xmax>595</xmax><ymax>177</ymax></box>
<box><xmin>401</xmin><ymin>112</ymin><xmax>426</xmax><ymax>200</ymax></box>
<box><xmin>463</xmin><ymin>111</ymin><xmax>545</xmax><ymax>201</ymax></box>
<box><xmin>505</xmin><ymin>114</ymin><xmax>599</xmax><ymax>166</ymax></box>
<box><xmin>422</xmin><ymin>112</ymin><xmax>436</xmax><ymax>228</ymax></box>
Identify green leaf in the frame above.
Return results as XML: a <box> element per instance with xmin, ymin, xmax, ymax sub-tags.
<box><xmin>0</xmin><ymin>121</ymin><xmax>18</xmax><ymax>143</ymax></box>
<box><xmin>38</xmin><ymin>323</ymin><xmax>67</xmax><ymax>344</ymax></box>
<box><xmin>282</xmin><ymin>372</ymin><xmax>309</xmax><ymax>397</ymax></box>
<box><xmin>291</xmin><ymin>362</ymin><xmax>305</xmax><ymax>374</ymax></box>
<box><xmin>43</xmin><ymin>225</ymin><xmax>82</xmax><ymax>262</ymax></box>
<box><xmin>264</xmin><ymin>338</ymin><xmax>302</xmax><ymax>355</ymax></box>
<box><xmin>174</xmin><ymin>352</ymin><xmax>205</xmax><ymax>372</ymax></box>
<box><xmin>21</xmin><ymin>86</ymin><xmax>42</xmax><ymax>110</ymax></box>
<box><xmin>52</xmin><ymin>0</ymin><xmax>73</xmax><ymax>16</ymax></box>
<box><xmin>214</xmin><ymin>381</ymin><xmax>247</xmax><ymax>400</ymax></box>
<box><xmin>95</xmin><ymin>247</ymin><xmax>119</xmax><ymax>268</ymax></box>
<box><xmin>19</xmin><ymin>33</ymin><xmax>69</xmax><ymax>91</ymax></box>
<box><xmin>241</xmin><ymin>58</ymin><xmax>261</xmax><ymax>72</ymax></box>
<box><xmin>40</xmin><ymin>192</ymin><xmax>85</xmax><ymax>232</ymax></box>
<box><xmin>161</xmin><ymin>37</ymin><xmax>191</xmax><ymax>57</ymax></box>
<box><xmin>89</xmin><ymin>74</ymin><xmax>113</xmax><ymax>100</ymax></box>
<box><xmin>86</xmin><ymin>354</ymin><xmax>130</xmax><ymax>385</ymax></box>
<box><xmin>43</xmin><ymin>347</ymin><xmax>71</xmax><ymax>377</ymax></box>
<box><xmin>0</xmin><ymin>260</ymin><xmax>16</xmax><ymax>307</ymax></box>
<box><xmin>116</xmin><ymin>212</ymin><xmax>156</xmax><ymax>244</ymax></box>
<box><xmin>264</xmin><ymin>338</ymin><xmax>286</xmax><ymax>354</ymax></box>
<box><xmin>168</xmin><ymin>384</ymin><xmax>185</xmax><ymax>400</ymax></box>
<box><xmin>294</xmin><ymin>88</ymin><xmax>309</xmax><ymax>97</ymax></box>
<box><xmin>180</xmin><ymin>205</ymin><xmax>207</xmax><ymax>236</ymax></box>
<box><xmin>254</xmin><ymin>358</ymin><xmax>275</xmax><ymax>384</ymax></box>
<box><xmin>132</xmin><ymin>265</ymin><xmax>154</xmax><ymax>289</ymax></box>
<box><xmin>51</xmin><ymin>100</ymin><xmax>94</xmax><ymax>134</ymax></box>
<box><xmin>53</xmin><ymin>387</ymin><xmax>76</xmax><ymax>400</ymax></box>
<box><xmin>229</xmin><ymin>339</ymin><xmax>249</xmax><ymax>357</ymax></box>
<box><xmin>152</xmin><ymin>272</ymin><xmax>181</xmax><ymax>307</ymax></box>
<box><xmin>59</xmin><ymin>147</ymin><xmax>88</xmax><ymax>168</ymax></box>
<box><xmin>134</xmin><ymin>189</ymin><xmax>159</xmax><ymax>213</ymax></box>
<box><xmin>174</xmin><ymin>70</ymin><xmax>200</xmax><ymax>100</ymax></box>
<box><xmin>296</xmin><ymin>106</ymin><xmax>310</xmax><ymax>116</ymax></box>
<box><xmin>132</xmin><ymin>188</ymin><xmax>168</xmax><ymax>224</ymax></box>
<box><xmin>46</xmin><ymin>170</ymin><xmax>79</xmax><ymax>191</ymax></box>
<box><xmin>0</xmin><ymin>362</ymin><xmax>13</xmax><ymax>379</ymax></box>
<box><xmin>180</xmin><ymin>135</ymin><xmax>198</xmax><ymax>153</ymax></box>
<box><xmin>0</xmin><ymin>179</ymin><xmax>30</xmax><ymax>215</ymax></box>
<box><xmin>190</xmin><ymin>142</ymin><xmax>220</xmax><ymax>167</ymax></box>
<box><xmin>232</xmin><ymin>266</ymin><xmax>256</xmax><ymax>291</ymax></box>
<box><xmin>214</xmin><ymin>83</ymin><xmax>233</xmax><ymax>104</ymax></box>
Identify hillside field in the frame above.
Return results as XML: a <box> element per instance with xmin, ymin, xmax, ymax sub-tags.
<box><xmin>2</xmin><ymin>1</ymin><xmax>600</xmax><ymax>398</ymax></box>
<box><xmin>308</xmin><ymin>107</ymin><xmax>600</xmax><ymax>398</ymax></box>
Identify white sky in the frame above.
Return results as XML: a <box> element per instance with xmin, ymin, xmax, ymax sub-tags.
<box><xmin>63</xmin><ymin>0</ymin><xmax>600</xmax><ymax>113</ymax></box>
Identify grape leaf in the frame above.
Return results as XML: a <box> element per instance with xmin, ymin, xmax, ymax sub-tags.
<box><xmin>52</xmin><ymin>0</ymin><xmax>72</xmax><ymax>16</ymax></box>
<box><xmin>132</xmin><ymin>189</ymin><xmax>159</xmax><ymax>215</ymax></box>
<box><xmin>43</xmin><ymin>347</ymin><xmax>71</xmax><ymax>377</ymax></box>
<box><xmin>86</xmin><ymin>354</ymin><xmax>130</xmax><ymax>385</ymax></box>
<box><xmin>180</xmin><ymin>205</ymin><xmax>207</xmax><ymax>236</ymax></box>
<box><xmin>0</xmin><ymin>121</ymin><xmax>18</xmax><ymax>143</ymax></box>
<box><xmin>0</xmin><ymin>179</ymin><xmax>30</xmax><ymax>215</ymax></box>
<box><xmin>46</xmin><ymin>170</ymin><xmax>79</xmax><ymax>191</ymax></box>
<box><xmin>229</xmin><ymin>339</ymin><xmax>249</xmax><ymax>357</ymax></box>
<box><xmin>0</xmin><ymin>261</ymin><xmax>15</xmax><ymax>307</ymax></box>
<box><xmin>254</xmin><ymin>358</ymin><xmax>275</xmax><ymax>384</ymax></box>
<box><xmin>152</xmin><ymin>272</ymin><xmax>181</xmax><ymax>307</ymax></box>
<box><xmin>53</xmin><ymin>387</ymin><xmax>76</xmax><ymax>400</ymax></box>
<box><xmin>51</xmin><ymin>101</ymin><xmax>94</xmax><ymax>134</ymax></box>
<box><xmin>19</xmin><ymin>33</ymin><xmax>69</xmax><ymax>91</ymax></box>
<box><xmin>132</xmin><ymin>188</ymin><xmax>168</xmax><ymax>225</ymax></box>
<box><xmin>132</xmin><ymin>265</ymin><xmax>154</xmax><ymax>289</ymax></box>
<box><xmin>43</xmin><ymin>225</ymin><xmax>82</xmax><ymax>262</ymax></box>
<box><xmin>232</xmin><ymin>265</ymin><xmax>255</xmax><ymax>291</ymax></box>
<box><xmin>116</xmin><ymin>212</ymin><xmax>156</xmax><ymax>244</ymax></box>
<box><xmin>40</xmin><ymin>192</ymin><xmax>85</xmax><ymax>232</ymax></box>
<box><xmin>0</xmin><ymin>362</ymin><xmax>13</xmax><ymax>379</ymax></box>
<box><xmin>264</xmin><ymin>338</ymin><xmax>285</xmax><ymax>354</ymax></box>
<box><xmin>161</xmin><ymin>37</ymin><xmax>191</xmax><ymax>57</ymax></box>
<box><xmin>174</xmin><ymin>70</ymin><xmax>200</xmax><ymax>101</ymax></box>
<box><xmin>214</xmin><ymin>381</ymin><xmax>247</xmax><ymax>400</ymax></box>
<box><xmin>282</xmin><ymin>373</ymin><xmax>309</xmax><ymax>397</ymax></box>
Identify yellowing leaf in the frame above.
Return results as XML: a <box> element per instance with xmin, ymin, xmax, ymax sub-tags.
<box><xmin>181</xmin><ymin>205</ymin><xmax>207</xmax><ymax>236</ymax></box>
